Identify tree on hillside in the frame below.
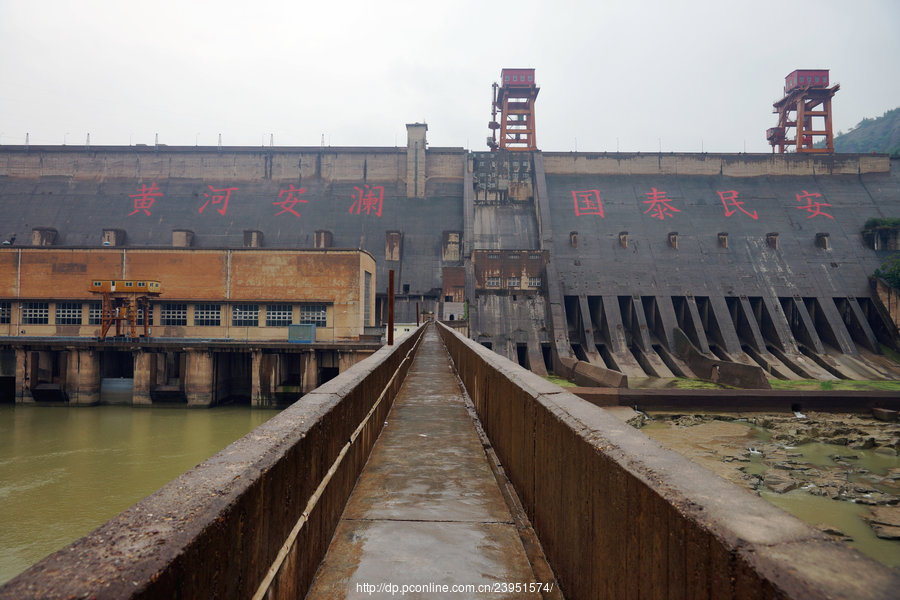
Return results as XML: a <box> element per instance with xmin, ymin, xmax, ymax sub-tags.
<box><xmin>826</xmin><ymin>107</ymin><xmax>900</xmax><ymax>157</ymax></box>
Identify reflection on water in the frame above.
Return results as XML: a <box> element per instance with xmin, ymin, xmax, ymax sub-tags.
<box><xmin>0</xmin><ymin>404</ymin><xmax>279</xmax><ymax>585</ymax></box>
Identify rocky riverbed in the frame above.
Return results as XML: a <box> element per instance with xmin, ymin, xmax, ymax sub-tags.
<box><xmin>634</xmin><ymin>411</ymin><xmax>900</xmax><ymax>565</ymax></box>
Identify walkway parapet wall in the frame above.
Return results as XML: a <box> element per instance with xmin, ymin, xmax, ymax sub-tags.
<box><xmin>0</xmin><ymin>324</ymin><xmax>426</xmax><ymax>600</ymax></box>
<box><xmin>437</xmin><ymin>322</ymin><xmax>900</xmax><ymax>599</ymax></box>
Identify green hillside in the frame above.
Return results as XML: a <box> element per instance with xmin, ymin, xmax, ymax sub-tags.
<box><xmin>828</xmin><ymin>107</ymin><xmax>900</xmax><ymax>156</ymax></box>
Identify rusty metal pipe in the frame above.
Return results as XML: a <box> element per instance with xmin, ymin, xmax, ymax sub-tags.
<box><xmin>388</xmin><ymin>270</ymin><xmax>394</xmax><ymax>345</ymax></box>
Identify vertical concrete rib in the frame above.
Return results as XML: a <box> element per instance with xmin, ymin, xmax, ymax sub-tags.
<box><xmin>527</xmin><ymin>339</ymin><xmax>548</xmax><ymax>376</ymax></box>
<box><xmin>760</xmin><ymin>296</ymin><xmax>800</xmax><ymax>354</ymax></box>
<box><xmin>815</xmin><ymin>296</ymin><xmax>858</xmax><ymax>355</ymax></box>
<box><xmin>600</xmin><ymin>296</ymin><xmax>646</xmax><ymax>377</ymax></box>
<box><xmin>601</xmin><ymin>296</ymin><xmax>629</xmax><ymax>355</ymax></box>
<box><xmin>626</xmin><ymin>296</ymin><xmax>675</xmax><ymax>378</ymax></box>
<box><xmin>627</xmin><ymin>296</ymin><xmax>653</xmax><ymax>352</ymax></box>
<box><xmin>462</xmin><ymin>154</ymin><xmax>476</xmax><ymax>333</ymax></box>
<box><xmin>684</xmin><ymin>296</ymin><xmax>711</xmax><ymax>354</ymax></box>
<box><xmin>788</xmin><ymin>297</ymin><xmax>826</xmax><ymax>354</ymax></box>
<box><xmin>463</xmin><ymin>155</ymin><xmax>475</xmax><ymax>258</ymax></box>
<box><xmin>532</xmin><ymin>152</ymin><xmax>573</xmax><ymax>367</ymax></box>
<box><xmin>844</xmin><ymin>297</ymin><xmax>880</xmax><ymax>353</ymax></box>
<box><xmin>707</xmin><ymin>296</ymin><xmax>743</xmax><ymax>356</ymax></box>
<box><xmin>738</xmin><ymin>297</ymin><xmax>768</xmax><ymax>353</ymax></box>
<box><xmin>653</xmin><ymin>295</ymin><xmax>680</xmax><ymax>352</ymax></box>
<box><xmin>577</xmin><ymin>295</ymin><xmax>604</xmax><ymax>366</ymax></box>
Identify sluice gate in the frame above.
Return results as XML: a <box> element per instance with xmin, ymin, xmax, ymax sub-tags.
<box><xmin>561</xmin><ymin>293</ymin><xmax>898</xmax><ymax>383</ymax></box>
<box><xmin>3</xmin><ymin>322</ymin><xmax>898</xmax><ymax>599</ymax></box>
<box><xmin>0</xmin><ymin>340</ymin><xmax>375</xmax><ymax>407</ymax></box>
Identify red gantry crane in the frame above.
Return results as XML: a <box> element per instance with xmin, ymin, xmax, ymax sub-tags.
<box><xmin>767</xmin><ymin>69</ymin><xmax>839</xmax><ymax>154</ymax></box>
<box><xmin>89</xmin><ymin>279</ymin><xmax>161</xmax><ymax>340</ymax></box>
<box><xmin>488</xmin><ymin>68</ymin><xmax>539</xmax><ymax>152</ymax></box>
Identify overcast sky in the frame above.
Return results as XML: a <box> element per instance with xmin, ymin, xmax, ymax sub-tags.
<box><xmin>1</xmin><ymin>0</ymin><xmax>898</xmax><ymax>154</ymax></box>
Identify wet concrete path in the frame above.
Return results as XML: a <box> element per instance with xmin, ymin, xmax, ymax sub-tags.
<box><xmin>306</xmin><ymin>326</ymin><xmax>542</xmax><ymax>599</ymax></box>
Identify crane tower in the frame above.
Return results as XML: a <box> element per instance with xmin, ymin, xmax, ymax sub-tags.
<box><xmin>767</xmin><ymin>69</ymin><xmax>839</xmax><ymax>154</ymax></box>
<box><xmin>488</xmin><ymin>68</ymin><xmax>539</xmax><ymax>152</ymax></box>
<box><xmin>89</xmin><ymin>279</ymin><xmax>161</xmax><ymax>340</ymax></box>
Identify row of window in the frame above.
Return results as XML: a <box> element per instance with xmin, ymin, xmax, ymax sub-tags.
<box><xmin>484</xmin><ymin>253</ymin><xmax>542</xmax><ymax>260</ymax></box>
<box><xmin>477</xmin><ymin>160</ymin><xmax>531</xmax><ymax>169</ymax></box>
<box><xmin>504</xmin><ymin>74</ymin><xmax>534</xmax><ymax>83</ymax></box>
<box><xmin>485</xmin><ymin>277</ymin><xmax>541</xmax><ymax>288</ymax></box>
<box><xmin>0</xmin><ymin>301</ymin><xmax>328</xmax><ymax>327</ymax></box>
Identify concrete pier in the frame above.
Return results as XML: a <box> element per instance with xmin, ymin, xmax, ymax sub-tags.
<box><xmin>1</xmin><ymin>340</ymin><xmax>376</xmax><ymax>407</ymax></box>
<box><xmin>306</xmin><ymin>327</ymin><xmax>547</xmax><ymax>597</ymax></box>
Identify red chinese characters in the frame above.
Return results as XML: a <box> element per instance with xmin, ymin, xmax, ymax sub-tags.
<box><xmin>642</xmin><ymin>188</ymin><xmax>680</xmax><ymax>220</ymax></box>
<box><xmin>273</xmin><ymin>184</ymin><xmax>308</xmax><ymax>217</ymax></box>
<box><xmin>128</xmin><ymin>182</ymin><xmax>163</xmax><ymax>216</ymax></box>
<box><xmin>572</xmin><ymin>190</ymin><xmax>604</xmax><ymax>217</ymax></box>
<box><xmin>717</xmin><ymin>190</ymin><xmax>758</xmax><ymax>220</ymax></box>
<box><xmin>795</xmin><ymin>190</ymin><xmax>833</xmax><ymax>219</ymax></box>
<box><xmin>349</xmin><ymin>185</ymin><xmax>384</xmax><ymax>217</ymax></box>
<box><xmin>199</xmin><ymin>185</ymin><xmax>238</xmax><ymax>216</ymax></box>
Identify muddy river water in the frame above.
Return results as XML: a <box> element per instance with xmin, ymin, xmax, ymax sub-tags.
<box><xmin>0</xmin><ymin>404</ymin><xmax>279</xmax><ymax>585</ymax></box>
<box><xmin>2</xmin><ymin>404</ymin><xmax>897</xmax><ymax>586</ymax></box>
<box><xmin>640</xmin><ymin>411</ymin><xmax>900</xmax><ymax>569</ymax></box>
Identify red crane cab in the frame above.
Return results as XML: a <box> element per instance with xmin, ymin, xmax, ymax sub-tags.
<box><xmin>501</xmin><ymin>68</ymin><xmax>536</xmax><ymax>87</ymax></box>
<box><xmin>784</xmin><ymin>69</ymin><xmax>829</xmax><ymax>94</ymax></box>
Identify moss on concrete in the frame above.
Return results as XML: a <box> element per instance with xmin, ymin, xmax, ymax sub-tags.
<box><xmin>545</xmin><ymin>374</ymin><xmax>576</xmax><ymax>387</ymax></box>
<box><xmin>767</xmin><ymin>379</ymin><xmax>900</xmax><ymax>392</ymax></box>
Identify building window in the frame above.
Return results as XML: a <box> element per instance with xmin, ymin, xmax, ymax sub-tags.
<box><xmin>364</xmin><ymin>271</ymin><xmax>372</xmax><ymax>325</ymax></box>
<box><xmin>486</xmin><ymin>277</ymin><xmax>501</xmax><ymax>288</ymax></box>
<box><xmin>88</xmin><ymin>302</ymin><xmax>101</xmax><ymax>325</ymax></box>
<box><xmin>266</xmin><ymin>304</ymin><xmax>293</xmax><ymax>327</ymax></box>
<box><xmin>299</xmin><ymin>303</ymin><xmax>327</xmax><ymax>326</ymax></box>
<box><xmin>87</xmin><ymin>302</ymin><xmax>151</xmax><ymax>326</ymax></box>
<box><xmin>529</xmin><ymin>277</ymin><xmax>542</xmax><ymax>288</ymax></box>
<box><xmin>529</xmin><ymin>253</ymin><xmax>541</xmax><ymax>260</ymax></box>
<box><xmin>486</xmin><ymin>253</ymin><xmax>500</xmax><ymax>260</ymax></box>
<box><xmin>55</xmin><ymin>302</ymin><xmax>83</xmax><ymax>325</ymax></box>
<box><xmin>507</xmin><ymin>277</ymin><xmax>520</xmax><ymax>288</ymax></box>
<box><xmin>136</xmin><ymin>306</ymin><xmax>152</xmax><ymax>326</ymax></box>
<box><xmin>22</xmin><ymin>302</ymin><xmax>49</xmax><ymax>324</ymax></box>
<box><xmin>508</xmin><ymin>254</ymin><xmax>520</xmax><ymax>260</ymax></box>
<box><xmin>0</xmin><ymin>301</ymin><xmax>10</xmax><ymax>324</ymax></box>
<box><xmin>194</xmin><ymin>304</ymin><xmax>221</xmax><ymax>326</ymax></box>
<box><xmin>232</xmin><ymin>304</ymin><xmax>259</xmax><ymax>327</ymax></box>
<box><xmin>160</xmin><ymin>303</ymin><xmax>187</xmax><ymax>326</ymax></box>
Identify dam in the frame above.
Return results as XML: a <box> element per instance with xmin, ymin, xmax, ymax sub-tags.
<box><xmin>2</xmin><ymin>141</ymin><xmax>899</xmax><ymax>400</ymax></box>
<box><xmin>1</xmin><ymin>67</ymin><xmax>899</xmax><ymax>597</ymax></box>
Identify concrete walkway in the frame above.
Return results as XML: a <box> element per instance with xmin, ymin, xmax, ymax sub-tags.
<box><xmin>306</xmin><ymin>327</ymin><xmax>543</xmax><ymax>599</ymax></box>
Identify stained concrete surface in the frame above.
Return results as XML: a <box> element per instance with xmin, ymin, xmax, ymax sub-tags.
<box><xmin>306</xmin><ymin>327</ymin><xmax>543</xmax><ymax>598</ymax></box>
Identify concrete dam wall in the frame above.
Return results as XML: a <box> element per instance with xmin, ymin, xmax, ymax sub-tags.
<box><xmin>0</xmin><ymin>143</ymin><xmax>898</xmax><ymax>383</ymax></box>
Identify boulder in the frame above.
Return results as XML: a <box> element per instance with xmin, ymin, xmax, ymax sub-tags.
<box><xmin>863</xmin><ymin>506</ymin><xmax>900</xmax><ymax>539</ymax></box>
<box><xmin>872</xmin><ymin>407</ymin><xmax>899</xmax><ymax>422</ymax></box>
